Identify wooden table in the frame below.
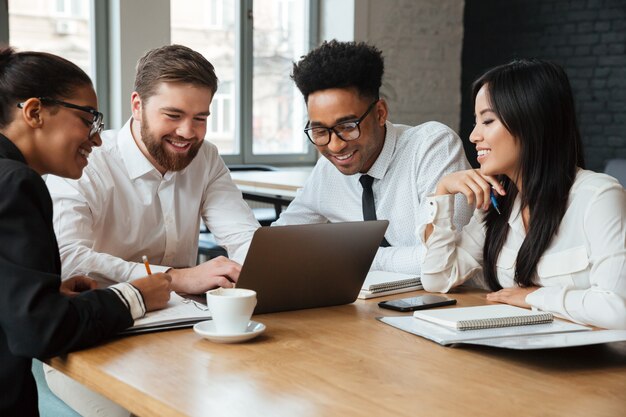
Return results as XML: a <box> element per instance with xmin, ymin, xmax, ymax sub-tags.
<box><xmin>48</xmin><ymin>288</ymin><xmax>626</xmax><ymax>417</ymax></box>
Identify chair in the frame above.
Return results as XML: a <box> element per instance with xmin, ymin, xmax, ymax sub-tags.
<box><xmin>197</xmin><ymin>165</ymin><xmax>284</xmax><ymax>263</ymax></box>
<box><xmin>32</xmin><ymin>360</ymin><xmax>81</xmax><ymax>417</ymax></box>
<box><xmin>197</xmin><ymin>224</ymin><xmax>228</xmax><ymax>263</ymax></box>
<box><xmin>228</xmin><ymin>164</ymin><xmax>283</xmax><ymax>226</ymax></box>
<box><xmin>604</xmin><ymin>159</ymin><xmax>626</xmax><ymax>188</ymax></box>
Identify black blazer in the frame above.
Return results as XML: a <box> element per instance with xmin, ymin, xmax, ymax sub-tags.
<box><xmin>0</xmin><ymin>134</ymin><xmax>133</xmax><ymax>417</ymax></box>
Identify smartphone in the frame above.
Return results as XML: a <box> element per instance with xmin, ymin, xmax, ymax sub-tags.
<box><xmin>378</xmin><ymin>295</ymin><xmax>456</xmax><ymax>312</ymax></box>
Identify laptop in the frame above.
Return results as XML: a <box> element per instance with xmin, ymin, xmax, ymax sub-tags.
<box><xmin>237</xmin><ymin>220</ymin><xmax>389</xmax><ymax>314</ymax></box>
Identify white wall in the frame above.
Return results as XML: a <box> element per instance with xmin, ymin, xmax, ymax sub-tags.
<box><xmin>320</xmin><ymin>0</ymin><xmax>464</xmax><ymax>131</ymax></box>
<box><xmin>108</xmin><ymin>0</ymin><xmax>170</xmax><ymax>128</ymax></box>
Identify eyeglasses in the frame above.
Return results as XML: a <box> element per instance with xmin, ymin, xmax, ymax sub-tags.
<box><xmin>17</xmin><ymin>97</ymin><xmax>104</xmax><ymax>138</ymax></box>
<box><xmin>304</xmin><ymin>99</ymin><xmax>379</xmax><ymax>146</ymax></box>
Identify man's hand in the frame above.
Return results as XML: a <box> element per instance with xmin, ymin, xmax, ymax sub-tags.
<box><xmin>60</xmin><ymin>275</ymin><xmax>98</xmax><ymax>297</ymax></box>
<box><xmin>486</xmin><ymin>286</ymin><xmax>539</xmax><ymax>308</ymax></box>
<box><xmin>169</xmin><ymin>256</ymin><xmax>242</xmax><ymax>294</ymax></box>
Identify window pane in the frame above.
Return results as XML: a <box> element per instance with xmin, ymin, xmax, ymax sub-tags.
<box><xmin>8</xmin><ymin>0</ymin><xmax>93</xmax><ymax>78</ymax></box>
<box><xmin>171</xmin><ymin>0</ymin><xmax>237</xmax><ymax>155</ymax></box>
<box><xmin>252</xmin><ymin>0</ymin><xmax>309</xmax><ymax>155</ymax></box>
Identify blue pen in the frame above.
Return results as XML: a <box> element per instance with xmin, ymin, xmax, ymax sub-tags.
<box><xmin>490</xmin><ymin>189</ymin><xmax>501</xmax><ymax>215</ymax></box>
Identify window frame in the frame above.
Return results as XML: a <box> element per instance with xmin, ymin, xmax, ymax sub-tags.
<box><xmin>226</xmin><ymin>0</ymin><xmax>318</xmax><ymax>166</ymax></box>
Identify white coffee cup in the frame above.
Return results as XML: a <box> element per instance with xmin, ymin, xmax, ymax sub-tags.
<box><xmin>205</xmin><ymin>288</ymin><xmax>257</xmax><ymax>334</ymax></box>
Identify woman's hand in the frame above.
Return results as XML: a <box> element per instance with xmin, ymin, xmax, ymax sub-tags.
<box><xmin>435</xmin><ymin>169</ymin><xmax>505</xmax><ymax>210</ymax></box>
<box><xmin>131</xmin><ymin>273</ymin><xmax>172</xmax><ymax>311</ymax></box>
<box><xmin>423</xmin><ymin>170</ymin><xmax>506</xmax><ymax>242</ymax></box>
<box><xmin>486</xmin><ymin>286</ymin><xmax>540</xmax><ymax>308</ymax></box>
<box><xmin>60</xmin><ymin>275</ymin><xmax>99</xmax><ymax>297</ymax></box>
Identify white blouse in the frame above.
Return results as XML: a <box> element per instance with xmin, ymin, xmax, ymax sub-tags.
<box><xmin>419</xmin><ymin>169</ymin><xmax>626</xmax><ymax>330</ymax></box>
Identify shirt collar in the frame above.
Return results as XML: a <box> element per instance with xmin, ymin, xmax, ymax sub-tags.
<box><xmin>117</xmin><ymin>118</ymin><xmax>159</xmax><ymax>180</ymax></box>
<box><xmin>364</xmin><ymin>121</ymin><xmax>397</xmax><ymax>180</ymax></box>
<box><xmin>0</xmin><ymin>133</ymin><xmax>27</xmax><ymax>164</ymax></box>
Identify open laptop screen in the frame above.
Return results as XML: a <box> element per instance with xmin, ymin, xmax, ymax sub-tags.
<box><xmin>237</xmin><ymin>220</ymin><xmax>389</xmax><ymax>314</ymax></box>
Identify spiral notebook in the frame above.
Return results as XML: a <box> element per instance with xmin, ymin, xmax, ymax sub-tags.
<box><xmin>413</xmin><ymin>305</ymin><xmax>553</xmax><ymax>331</ymax></box>
<box><xmin>358</xmin><ymin>271</ymin><xmax>422</xmax><ymax>299</ymax></box>
<box><xmin>378</xmin><ymin>310</ymin><xmax>593</xmax><ymax>348</ymax></box>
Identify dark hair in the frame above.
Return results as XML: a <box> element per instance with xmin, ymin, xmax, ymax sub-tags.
<box><xmin>291</xmin><ymin>40</ymin><xmax>384</xmax><ymax>101</ymax></box>
<box><xmin>476</xmin><ymin>59</ymin><xmax>585</xmax><ymax>290</ymax></box>
<box><xmin>0</xmin><ymin>47</ymin><xmax>93</xmax><ymax>128</ymax></box>
<box><xmin>134</xmin><ymin>44</ymin><xmax>218</xmax><ymax>101</ymax></box>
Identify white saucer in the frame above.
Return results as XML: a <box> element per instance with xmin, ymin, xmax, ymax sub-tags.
<box><xmin>193</xmin><ymin>320</ymin><xmax>266</xmax><ymax>343</ymax></box>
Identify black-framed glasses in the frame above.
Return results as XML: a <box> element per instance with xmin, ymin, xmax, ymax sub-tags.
<box><xmin>17</xmin><ymin>97</ymin><xmax>104</xmax><ymax>138</ymax></box>
<box><xmin>304</xmin><ymin>99</ymin><xmax>379</xmax><ymax>146</ymax></box>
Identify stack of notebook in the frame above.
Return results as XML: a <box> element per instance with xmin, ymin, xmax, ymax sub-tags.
<box><xmin>378</xmin><ymin>304</ymin><xmax>626</xmax><ymax>349</ymax></box>
<box><xmin>358</xmin><ymin>270</ymin><xmax>422</xmax><ymax>299</ymax></box>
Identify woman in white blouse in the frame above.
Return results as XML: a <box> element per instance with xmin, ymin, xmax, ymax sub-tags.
<box><xmin>420</xmin><ymin>59</ymin><xmax>626</xmax><ymax>329</ymax></box>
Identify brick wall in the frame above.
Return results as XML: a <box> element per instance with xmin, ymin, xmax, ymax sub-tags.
<box><xmin>461</xmin><ymin>0</ymin><xmax>626</xmax><ymax>171</ymax></box>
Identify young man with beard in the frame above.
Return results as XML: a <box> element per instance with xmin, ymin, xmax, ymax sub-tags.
<box><xmin>47</xmin><ymin>44</ymin><xmax>259</xmax><ymax>292</ymax></box>
<box><xmin>43</xmin><ymin>45</ymin><xmax>260</xmax><ymax>415</ymax></box>
<box><xmin>273</xmin><ymin>40</ymin><xmax>472</xmax><ymax>275</ymax></box>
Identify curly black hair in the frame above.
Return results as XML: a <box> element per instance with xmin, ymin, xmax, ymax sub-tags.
<box><xmin>291</xmin><ymin>40</ymin><xmax>384</xmax><ymax>101</ymax></box>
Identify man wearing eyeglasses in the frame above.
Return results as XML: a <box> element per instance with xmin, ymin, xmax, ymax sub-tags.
<box><xmin>274</xmin><ymin>40</ymin><xmax>472</xmax><ymax>275</ymax></box>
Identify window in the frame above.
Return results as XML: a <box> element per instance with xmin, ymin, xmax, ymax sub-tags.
<box><xmin>252</xmin><ymin>0</ymin><xmax>309</xmax><ymax>156</ymax></box>
<box><xmin>209</xmin><ymin>81</ymin><xmax>235</xmax><ymax>153</ymax></box>
<box><xmin>172</xmin><ymin>0</ymin><xmax>318</xmax><ymax>165</ymax></box>
<box><xmin>0</xmin><ymin>0</ymin><xmax>318</xmax><ymax>165</ymax></box>
<box><xmin>171</xmin><ymin>0</ymin><xmax>237</xmax><ymax>154</ymax></box>
<box><xmin>7</xmin><ymin>0</ymin><xmax>93</xmax><ymax>78</ymax></box>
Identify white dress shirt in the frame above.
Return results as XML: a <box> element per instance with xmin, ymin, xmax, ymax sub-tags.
<box><xmin>46</xmin><ymin>119</ymin><xmax>259</xmax><ymax>285</ymax></box>
<box><xmin>420</xmin><ymin>169</ymin><xmax>626</xmax><ymax>329</ymax></box>
<box><xmin>274</xmin><ymin>121</ymin><xmax>473</xmax><ymax>274</ymax></box>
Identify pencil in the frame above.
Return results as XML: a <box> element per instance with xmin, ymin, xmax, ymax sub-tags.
<box><xmin>142</xmin><ymin>255</ymin><xmax>152</xmax><ymax>275</ymax></box>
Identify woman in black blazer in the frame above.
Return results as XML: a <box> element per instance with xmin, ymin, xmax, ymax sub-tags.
<box><xmin>0</xmin><ymin>47</ymin><xmax>172</xmax><ymax>417</ymax></box>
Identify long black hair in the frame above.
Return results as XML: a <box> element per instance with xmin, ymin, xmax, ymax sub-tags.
<box><xmin>477</xmin><ymin>59</ymin><xmax>585</xmax><ymax>290</ymax></box>
<box><xmin>0</xmin><ymin>47</ymin><xmax>92</xmax><ymax>129</ymax></box>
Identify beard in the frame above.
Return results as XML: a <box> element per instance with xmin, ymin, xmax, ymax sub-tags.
<box><xmin>140</xmin><ymin>112</ymin><xmax>203</xmax><ymax>172</ymax></box>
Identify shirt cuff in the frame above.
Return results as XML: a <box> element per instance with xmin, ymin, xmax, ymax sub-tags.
<box><xmin>108</xmin><ymin>282</ymin><xmax>147</xmax><ymax>320</ymax></box>
<box><xmin>525</xmin><ymin>286</ymin><xmax>565</xmax><ymax>313</ymax></box>
<box><xmin>426</xmin><ymin>194</ymin><xmax>455</xmax><ymax>223</ymax></box>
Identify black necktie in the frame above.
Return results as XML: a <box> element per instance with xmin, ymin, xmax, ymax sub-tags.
<box><xmin>359</xmin><ymin>175</ymin><xmax>390</xmax><ymax>247</ymax></box>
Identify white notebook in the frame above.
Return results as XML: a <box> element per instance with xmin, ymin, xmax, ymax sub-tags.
<box><xmin>120</xmin><ymin>292</ymin><xmax>212</xmax><ymax>335</ymax></box>
<box><xmin>413</xmin><ymin>305</ymin><xmax>553</xmax><ymax>331</ymax></box>
<box><xmin>358</xmin><ymin>271</ymin><xmax>422</xmax><ymax>299</ymax></box>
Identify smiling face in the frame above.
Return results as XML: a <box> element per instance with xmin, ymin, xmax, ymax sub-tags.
<box><xmin>470</xmin><ymin>84</ymin><xmax>521</xmax><ymax>182</ymax></box>
<box><xmin>131</xmin><ymin>82</ymin><xmax>212</xmax><ymax>173</ymax></box>
<box><xmin>35</xmin><ymin>85</ymin><xmax>102</xmax><ymax>179</ymax></box>
<box><xmin>306</xmin><ymin>88</ymin><xmax>387</xmax><ymax>175</ymax></box>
